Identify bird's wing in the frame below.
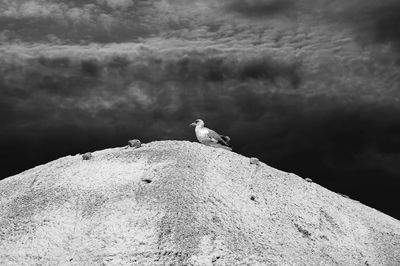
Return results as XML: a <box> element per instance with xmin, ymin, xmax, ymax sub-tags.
<box><xmin>206</xmin><ymin>128</ymin><xmax>232</xmax><ymax>148</ymax></box>
<box><xmin>206</xmin><ymin>129</ymin><xmax>223</xmax><ymax>143</ymax></box>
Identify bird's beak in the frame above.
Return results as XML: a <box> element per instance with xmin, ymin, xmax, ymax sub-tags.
<box><xmin>189</xmin><ymin>122</ymin><xmax>196</xmax><ymax>127</ymax></box>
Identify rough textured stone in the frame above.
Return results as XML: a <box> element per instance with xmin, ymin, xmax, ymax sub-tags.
<box><xmin>0</xmin><ymin>141</ymin><xmax>399</xmax><ymax>265</ymax></box>
<box><xmin>128</xmin><ymin>139</ymin><xmax>141</xmax><ymax>148</ymax></box>
<box><xmin>81</xmin><ymin>152</ymin><xmax>93</xmax><ymax>160</ymax></box>
<box><xmin>249</xmin><ymin>157</ymin><xmax>260</xmax><ymax>166</ymax></box>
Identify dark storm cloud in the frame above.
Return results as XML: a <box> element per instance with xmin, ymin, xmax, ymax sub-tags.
<box><xmin>341</xmin><ymin>0</ymin><xmax>400</xmax><ymax>54</ymax></box>
<box><xmin>225</xmin><ymin>0</ymin><xmax>294</xmax><ymax>17</ymax></box>
<box><xmin>0</xmin><ymin>0</ymin><xmax>158</xmax><ymax>43</ymax></box>
<box><xmin>0</xmin><ymin>48</ymin><xmax>301</xmax><ymax>134</ymax></box>
<box><xmin>168</xmin><ymin>54</ymin><xmax>301</xmax><ymax>86</ymax></box>
<box><xmin>369</xmin><ymin>2</ymin><xmax>400</xmax><ymax>52</ymax></box>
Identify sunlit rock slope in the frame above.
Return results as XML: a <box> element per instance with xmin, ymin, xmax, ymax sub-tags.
<box><xmin>0</xmin><ymin>141</ymin><xmax>399</xmax><ymax>265</ymax></box>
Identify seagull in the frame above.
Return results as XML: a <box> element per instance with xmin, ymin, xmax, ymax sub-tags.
<box><xmin>189</xmin><ymin>119</ymin><xmax>232</xmax><ymax>151</ymax></box>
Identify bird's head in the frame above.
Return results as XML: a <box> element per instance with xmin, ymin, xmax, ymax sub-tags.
<box><xmin>190</xmin><ymin>119</ymin><xmax>204</xmax><ymax>127</ymax></box>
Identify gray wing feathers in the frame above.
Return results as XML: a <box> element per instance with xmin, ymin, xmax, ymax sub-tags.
<box><xmin>207</xmin><ymin>129</ymin><xmax>231</xmax><ymax>148</ymax></box>
<box><xmin>207</xmin><ymin>129</ymin><xmax>222</xmax><ymax>142</ymax></box>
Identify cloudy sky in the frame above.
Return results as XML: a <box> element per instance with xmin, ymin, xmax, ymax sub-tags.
<box><xmin>1</xmin><ymin>0</ymin><xmax>400</xmax><ymax>219</ymax></box>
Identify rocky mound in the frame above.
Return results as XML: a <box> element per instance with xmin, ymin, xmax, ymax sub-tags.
<box><xmin>0</xmin><ymin>141</ymin><xmax>399</xmax><ymax>265</ymax></box>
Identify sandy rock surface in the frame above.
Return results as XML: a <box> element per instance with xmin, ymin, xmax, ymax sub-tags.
<box><xmin>0</xmin><ymin>141</ymin><xmax>399</xmax><ymax>265</ymax></box>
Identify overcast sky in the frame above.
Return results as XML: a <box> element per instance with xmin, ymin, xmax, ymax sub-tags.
<box><xmin>1</xmin><ymin>0</ymin><xmax>400</xmax><ymax>219</ymax></box>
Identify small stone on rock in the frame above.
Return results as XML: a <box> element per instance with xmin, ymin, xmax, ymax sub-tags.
<box><xmin>339</xmin><ymin>193</ymin><xmax>350</xmax><ymax>199</ymax></box>
<box><xmin>141</xmin><ymin>178</ymin><xmax>152</xmax><ymax>184</ymax></box>
<box><xmin>128</xmin><ymin>139</ymin><xmax>141</xmax><ymax>148</ymax></box>
<box><xmin>305</xmin><ymin>178</ymin><xmax>313</xmax><ymax>182</ymax></box>
<box><xmin>82</xmin><ymin>152</ymin><xmax>93</xmax><ymax>160</ymax></box>
<box><xmin>250</xmin><ymin>157</ymin><xmax>260</xmax><ymax>165</ymax></box>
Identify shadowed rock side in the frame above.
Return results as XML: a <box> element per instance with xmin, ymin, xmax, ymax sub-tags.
<box><xmin>0</xmin><ymin>141</ymin><xmax>399</xmax><ymax>265</ymax></box>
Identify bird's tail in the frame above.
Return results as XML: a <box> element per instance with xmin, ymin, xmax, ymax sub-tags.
<box><xmin>220</xmin><ymin>135</ymin><xmax>232</xmax><ymax>148</ymax></box>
